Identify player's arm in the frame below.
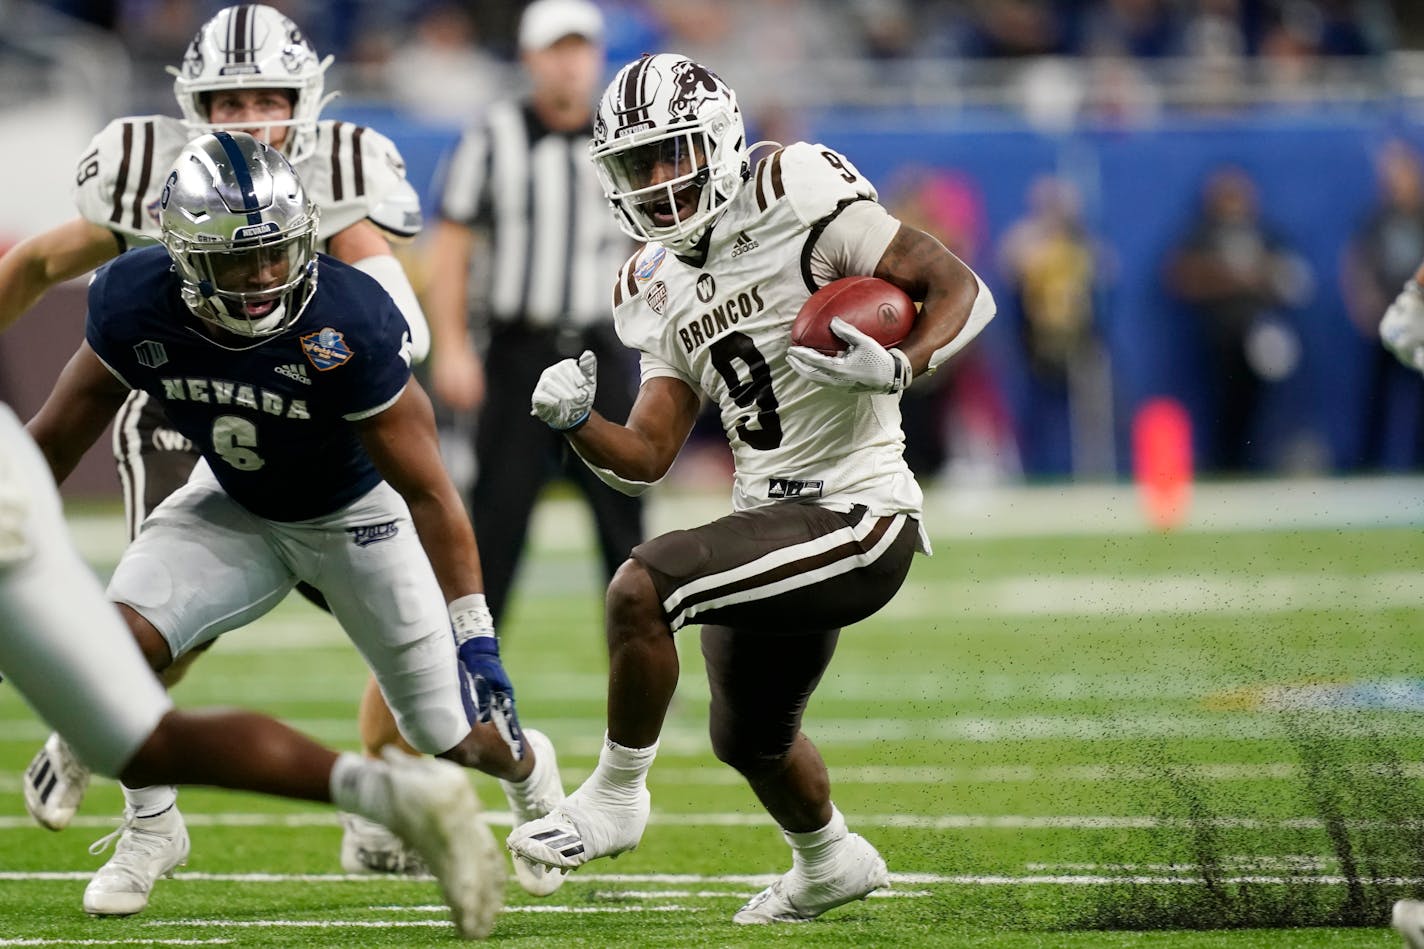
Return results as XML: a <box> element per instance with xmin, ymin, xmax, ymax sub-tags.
<box><xmin>326</xmin><ymin>219</ymin><xmax>431</xmax><ymax>364</ymax></box>
<box><xmin>0</xmin><ymin>219</ymin><xmax>120</xmax><ymax>331</ymax></box>
<box><xmin>423</xmin><ymin>219</ymin><xmax>485</xmax><ymax>411</ymax></box>
<box><xmin>24</xmin><ymin>341</ymin><xmax>130</xmax><ymax>483</ymax></box>
<box><xmin>356</xmin><ymin>379</ymin><xmax>483</xmax><ymax>600</ymax></box>
<box><xmin>873</xmin><ymin>222</ymin><xmax>992</xmax><ymax>375</ymax></box>
<box><xmin>532</xmin><ymin>355</ymin><xmax>701</xmax><ymax>490</ymax></box>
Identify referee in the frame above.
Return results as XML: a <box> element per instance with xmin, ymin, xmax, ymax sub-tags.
<box><xmin>425</xmin><ymin>0</ymin><xmax>642</xmax><ymax>628</ymax></box>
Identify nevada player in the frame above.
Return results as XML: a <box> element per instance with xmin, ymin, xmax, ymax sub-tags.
<box><xmin>2</xmin><ymin>4</ymin><xmax>438</xmax><ymax>877</ymax></box>
<box><xmin>511</xmin><ymin>54</ymin><xmax>995</xmax><ymax>923</ymax></box>
<box><xmin>0</xmin><ymin>403</ymin><xmax>501</xmax><ymax>939</ymax></box>
<box><xmin>24</xmin><ymin>132</ymin><xmax>563</xmax><ymax>917</ymax></box>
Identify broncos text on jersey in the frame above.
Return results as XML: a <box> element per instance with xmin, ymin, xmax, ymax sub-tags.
<box><xmin>609</xmin><ymin>142</ymin><xmax>923</xmax><ymax>520</ymax></box>
<box><xmin>85</xmin><ymin>245</ymin><xmax>412</xmax><ymax>522</ymax></box>
<box><xmin>72</xmin><ymin>115</ymin><xmax>421</xmax><ymax>251</ymax></box>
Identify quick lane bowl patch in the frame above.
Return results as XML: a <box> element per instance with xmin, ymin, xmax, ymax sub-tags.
<box><xmin>300</xmin><ymin>327</ymin><xmax>354</xmax><ymax>370</ymax></box>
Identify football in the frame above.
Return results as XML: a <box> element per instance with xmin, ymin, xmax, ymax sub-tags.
<box><xmin>790</xmin><ymin>276</ymin><xmax>916</xmax><ymax>356</ymax></box>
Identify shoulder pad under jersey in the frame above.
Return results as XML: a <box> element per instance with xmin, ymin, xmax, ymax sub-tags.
<box><xmin>71</xmin><ymin>115</ymin><xmax>189</xmax><ymax>244</ymax></box>
<box><xmin>304</xmin><ymin>121</ymin><xmax>423</xmax><ymax>241</ymax></box>
<box><xmin>751</xmin><ymin>141</ymin><xmax>878</xmax><ymax>227</ymax></box>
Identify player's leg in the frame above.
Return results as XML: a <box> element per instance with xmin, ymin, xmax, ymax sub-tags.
<box><xmin>341</xmin><ymin>675</ymin><xmax>427</xmax><ymax>876</ymax></box>
<box><xmin>84</xmin><ymin>468</ymin><xmax>297</xmax><ymax>915</ymax></box>
<box><xmin>300</xmin><ymin>481</ymin><xmax>564</xmax><ymax>892</ymax></box>
<box><xmin>509</xmin><ymin>504</ymin><xmax>918</xmax><ymax>875</ymax></box>
<box><xmin>23</xmin><ymin>391</ymin><xmax>201</xmax><ymax>831</ymax></box>
<box><xmin>469</xmin><ymin>326</ymin><xmax>555</xmax><ymax>626</ymax></box>
<box><xmin>701</xmin><ymin>624</ymin><xmax>891</xmax><ymax>924</ymax></box>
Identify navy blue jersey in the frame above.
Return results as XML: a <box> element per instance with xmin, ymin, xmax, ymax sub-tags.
<box><xmin>85</xmin><ymin>245</ymin><xmax>412</xmax><ymax>522</ymax></box>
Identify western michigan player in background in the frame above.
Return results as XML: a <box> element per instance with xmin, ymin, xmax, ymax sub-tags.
<box><xmin>511</xmin><ymin>54</ymin><xmax>996</xmax><ymax>923</ymax></box>
<box><xmin>0</xmin><ymin>5</ymin><xmax>450</xmax><ymax>879</ymax></box>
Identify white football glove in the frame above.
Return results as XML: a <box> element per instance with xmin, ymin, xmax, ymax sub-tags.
<box><xmin>785</xmin><ymin>317</ymin><xmax>913</xmax><ymax>394</ymax></box>
<box><xmin>1381</xmin><ymin>281</ymin><xmax>1424</xmax><ymax>374</ymax></box>
<box><xmin>531</xmin><ymin>349</ymin><xmax>598</xmax><ymax>431</ymax></box>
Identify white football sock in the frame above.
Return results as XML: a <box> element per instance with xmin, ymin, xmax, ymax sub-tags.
<box><xmin>584</xmin><ymin>733</ymin><xmax>658</xmax><ymax>803</ymax></box>
<box><xmin>784</xmin><ymin>804</ymin><xmax>849</xmax><ymax>878</ymax></box>
<box><xmin>330</xmin><ymin>752</ymin><xmax>394</xmax><ymax>827</ymax></box>
<box><xmin>120</xmin><ymin>783</ymin><xmax>178</xmax><ymax>819</ymax></box>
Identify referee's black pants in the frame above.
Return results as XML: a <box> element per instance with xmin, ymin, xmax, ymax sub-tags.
<box><xmin>471</xmin><ymin>321</ymin><xmax>645</xmax><ymax>628</ymax></box>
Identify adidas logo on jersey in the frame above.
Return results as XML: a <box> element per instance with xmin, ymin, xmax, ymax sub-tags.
<box><xmin>768</xmin><ymin>478</ymin><xmax>824</xmax><ymax>499</ymax></box>
<box><xmin>275</xmin><ymin>363</ymin><xmax>312</xmax><ymax>385</ymax></box>
<box><xmin>731</xmin><ymin>231</ymin><xmax>760</xmax><ymax>258</ymax></box>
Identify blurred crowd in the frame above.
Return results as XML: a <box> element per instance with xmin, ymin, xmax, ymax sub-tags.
<box><xmin>26</xmin><ymin>0</ymin><xmax>1415</xmax><ymax>121</ymax></box>
<box><xmin>9</xmin><ymin>0</ymin><xmax>1424</xmax><ymax>483</ymax></box>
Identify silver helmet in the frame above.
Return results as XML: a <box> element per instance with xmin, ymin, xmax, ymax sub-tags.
<box><xmin>591</xmin><ymin>54</ymin><xmax>748</xmax><ymax>253</ymax></box>
<box><xmin>169</xmin><ymin>4</ymin><xmax>334</xmax><ymax>165</ymax></box>
<box><xmin>159</xmin><ymin>130</ymin><xmax>320</xmax><ymax>339</ymax></box>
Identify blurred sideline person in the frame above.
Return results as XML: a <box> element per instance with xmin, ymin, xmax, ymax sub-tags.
<box><xmin>0</xmin><ymin>4</ymin><xmax>445</xmax><ymax>876</ymax></box>
<box><xmin>426</xmin><ymin>0</ymin><xmax>642</xmax><ymax>630</ymax></box>
<box><xmin>0</xmin><ymin>401</ymin><xmax>499</xmax><ymax>940</ymax></box>
<box><xmin>509</xmin><ymin>54</ymin><xmax>995</xmax><ymax>924</ymax></box>
<box><xmin>1381</xmin><ymin>256</ymin><xmax>1424</xmax><ymax>375</ymax></box>
<box><xmin>24</xmin><ymin>131</ymin><xmax>563</xmax><ymax>918</ymax></box>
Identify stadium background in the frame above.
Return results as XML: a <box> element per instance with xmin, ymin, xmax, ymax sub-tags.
<box><xmin>3</xmin><ymin>0</ymin><xmax>1424</xmax><ymax>493</ymax></box>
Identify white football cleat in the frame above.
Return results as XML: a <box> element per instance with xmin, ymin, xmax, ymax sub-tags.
<box><xmin>83</xmin><ymin>806</ymin><xmax>190</xmax><ymax>917</ymax></box>
<box><xmin>506</xmin><ymin>782</ymin><xmax>649</xmax><ymax>872</ymax></box>
<box><xmin>339</xmin><ymin>811</ymin><xmax>428</xmax><ymax>876</ymax></box>
<box><xmin>733</xmin><ymin>832</ymin><xmax>888</xmax><ymax>924</ymax></box>
<box><xmin>1394</xmin><ymin>899</ymin><xmax>1424</xmax><ymax>949</ymax></box>
<box><xmin>498</xmin><ymin>728</ymin><xmax>567</xmax><ymax>896</ymax></box>
<box><xmin>24</xmin><ymin>733</ymin><xmax>91</xmax><ymax>831</ymax></box>
<box><xmin>379</xmin><ymin>747</ymin><xmax>505</xmax><ymax>940</ymax></box>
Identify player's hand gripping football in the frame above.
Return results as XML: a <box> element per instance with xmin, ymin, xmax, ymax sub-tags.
<box><xmin>1381</xmin><ymin>281</ymin><xmax>1424</xmax><ymax>374</ymax></box>
<box><xmin>531</xmin><ymin>350</ymin><xmax>598</xmax><ymax>431</ymax></box>
<box><xmin>786</xmin><ymin>317</ymin><xmax>913</xmax><ymax>394</ymax></box>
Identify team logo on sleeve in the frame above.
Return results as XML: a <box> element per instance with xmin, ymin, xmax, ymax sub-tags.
<box><xmin>134</xmin><ymin>340</ymin><xmax>168</xmax><ymax>369</ymax></box>
<box><xmin>300</xmin><ymin>327</ymin><xmax>354</xmax><ymax>370</ymax></box>
<box><xmin>646</xmin><ymin>281</ymin><xmax>669</xmax><ymax>316</ymax></box>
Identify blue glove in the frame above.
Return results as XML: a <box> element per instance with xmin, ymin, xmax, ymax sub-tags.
<box><xmin>457</xmin><ymin>636</ymin><xmax>527</xmax><ymax>761</ymax></box>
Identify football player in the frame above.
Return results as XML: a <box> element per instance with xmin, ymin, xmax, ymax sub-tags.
<box><xmin>1380</xmin><ymin>260</ymin><xmax>1424</xmax><ymax>374</ymax></box>
<box><xmin>509</xmin><ymin>54</ymin><xmax>996</xmax><ymax>924</ymax></box>
<box><xmin>0</xmin><ymin>401</ymin><xmax>500</xmax><ymax>940</ymax></box>
<box><xmin>0</xmin><ymin>4</ymin><xmax>445</xmax><ymax>879</ymax></box>
<box><xmin>23</xmin><ymin>131</ymin><xmax>564</xmax><ymax>917</ymax></box>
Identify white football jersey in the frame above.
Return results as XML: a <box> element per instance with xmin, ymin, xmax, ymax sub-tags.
<box><xmin>71</xmin><ymin>115</ymin><xmax>422</xmax><ymax>250</ymax></box>
<box><xmin>611</xmin><ymin>142</ymin><xmax>922</xmax><ymax>519</ymax></box>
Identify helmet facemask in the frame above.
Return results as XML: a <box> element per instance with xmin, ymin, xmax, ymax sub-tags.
<box><xmin>161</xmin><ymin>130</ymin><xmax>320</xmax><ymax>341</ymax></box>
<box><xmin>168</xmin><ymin>4</ymin><xmax>335</xmax><ymax>166</ymax></box>
<box><xmin>592</xmin><ymin>55</ymin><xmax>747</xmax><ymax>253</ymax></box>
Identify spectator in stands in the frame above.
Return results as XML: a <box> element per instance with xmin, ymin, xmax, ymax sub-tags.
<box><xmin>1166</xmin><ymin>166</ymin><xmax>1313</xmax><ymax>473</ymax></box>
<box><xmin>886</xmin><ymin>167</ymin><xmax>1018</xmax><ymax>483</ymax></box>
<box><xmin>1342</xmin><ymin>139</ymin><xmax>1424</xmax><ymax>469</ymax></box>
<box><xmin>998</xmin><ymin>175</ymin><xmax>1114</xmax><ymax>478</ymax></box>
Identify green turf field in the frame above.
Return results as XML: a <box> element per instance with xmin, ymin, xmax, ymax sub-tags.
<box><xmin>3</xmin><ymin>480</ymin><xmax>1423</xmax><ymax>947</ymax></box>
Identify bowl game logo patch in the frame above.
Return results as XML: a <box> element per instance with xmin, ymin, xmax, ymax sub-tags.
<box><xmin>300</xmin><ymin>327</ymin><xmax>354</xmax><ymax>370</ymax></box>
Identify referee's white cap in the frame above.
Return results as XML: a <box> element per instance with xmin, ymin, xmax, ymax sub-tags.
<box><xmin>519</xmin><ymin>0</ymin><xmax>605</xmax><ymax>52</ymax></box>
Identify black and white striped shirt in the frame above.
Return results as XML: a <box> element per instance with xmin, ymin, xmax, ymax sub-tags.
<box><xmin>437</xmin><ymin>101</ymin><xmax>629</xmax><ymax>329</ymax></box>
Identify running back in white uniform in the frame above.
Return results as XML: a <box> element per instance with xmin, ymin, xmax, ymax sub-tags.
<box><xmin>610</xmin><ymin>142</ymin><xmax>920</xmax><ymax>519</ymax></box>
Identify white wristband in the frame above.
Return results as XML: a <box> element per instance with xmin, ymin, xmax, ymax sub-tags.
<box><xmin>449</xmin><ymin>593</ymin><xmax>494</xmax><ymax>644</ymax></box>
